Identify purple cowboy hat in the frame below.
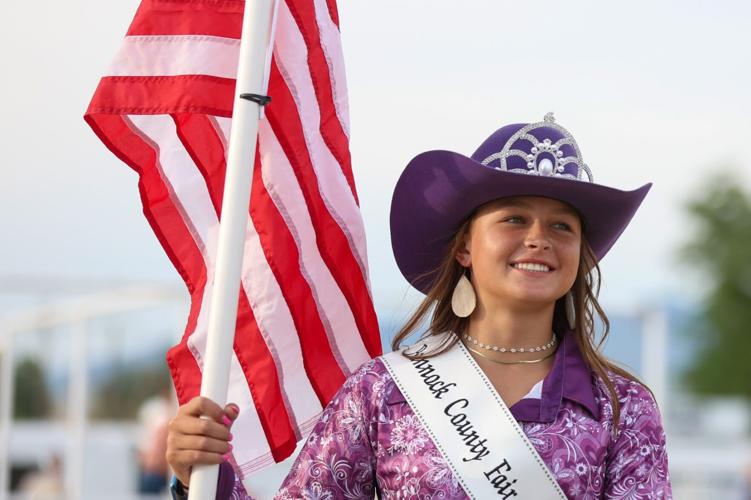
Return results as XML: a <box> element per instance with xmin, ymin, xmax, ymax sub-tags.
<box><xmin>390</xmin><ymin>113</ymin><xmax>652</xmax><ymax>294</ymax></box>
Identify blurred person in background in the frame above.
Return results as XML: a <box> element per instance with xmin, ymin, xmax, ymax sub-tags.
<box><xmin>18</xmin><ymin>454</ymin><xmax>63</xmax><ymax>500</ymax></box>
<box><xmin>136</xmin><ymin>389</ymin><xmax>173</xmax><ymax>493</ymax></box>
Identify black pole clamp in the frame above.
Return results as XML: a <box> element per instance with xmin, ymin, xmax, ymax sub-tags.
<box><xmin>239</xmin><ymin>93</ymin><xmax>272</xmax><ymax>106</ymax></box>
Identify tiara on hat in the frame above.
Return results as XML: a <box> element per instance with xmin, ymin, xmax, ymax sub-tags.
<box><xmin>480</xmin><ymin>112</ymin><xmax>594</xmax><ymax>182</ymax></box>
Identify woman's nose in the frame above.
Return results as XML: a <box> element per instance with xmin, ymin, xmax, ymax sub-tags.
<box><xmin>524</xmin><ymin>222</ymin><xmax>552</xmax><ymax>250</ymax></box>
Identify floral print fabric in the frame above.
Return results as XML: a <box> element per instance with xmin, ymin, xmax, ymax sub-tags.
<box><xmin>228</xmin><ymin>354</ymin><xmax>671</xmax><ymax>499</ymax></box>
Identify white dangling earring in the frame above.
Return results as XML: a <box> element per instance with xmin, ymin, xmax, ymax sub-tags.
<box><xmin>451</xmin><ymin>273</ymin><xmax>476</xmax><ymax>318</ymax></box>
<box><xmin>565</xmin><ymin>290</ymin><xmax>576</xmax><ymax>330</ymax></box>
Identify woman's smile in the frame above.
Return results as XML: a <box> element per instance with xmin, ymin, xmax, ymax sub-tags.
<box><xmin>510</xmin><ymin>262</ymin><xmax>553</xmax><ymax>272</ymax></box>
<box><xmin>509</xmin><ymin>262</ymin><xmax>555</xmax><ymax>277</ymax></box>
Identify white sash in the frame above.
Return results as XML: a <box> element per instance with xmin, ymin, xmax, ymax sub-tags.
<box><xmin>381</xmin><ymin>334</ymin><xmax>566</xmax><ymax>499</ymax></box>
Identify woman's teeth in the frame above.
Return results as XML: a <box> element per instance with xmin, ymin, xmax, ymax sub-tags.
<box><xmin>512</xmin><ymin>262</ymin><xmax>551</xmax><ymax>272</ymax></box>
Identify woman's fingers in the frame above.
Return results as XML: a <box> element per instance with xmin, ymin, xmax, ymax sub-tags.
<box><xmin>166</xmin><ymin>396</ymin><xmax>239</xmax><ymax>484</ymax></box>
<box><xmin>224</xmin><ymin>402</ymin><xmax>240</xmax><ymax>423</ymax></box>
<box><xmin>169</xmin><ymin>432</ymin><xmax>232</xmax><ymax>455</ymax></box>
<box><xmin>180</xmin><ymin>396</ymin><xmax>226</xmax><ymax>422</ymax></box>
<box><xmin>169</xmin><ymin>414</ymin><xmax>231</xmax><ymax>441</ymax></box>
<box><xmin>166</xmin><ymin>397</ymin><xmax>240</xmax><ymax>487</ymax></box>
<box><xmin>178</xmin><ymin>397</ymin><xmax>240</xmax><ymax>429</ymax></box>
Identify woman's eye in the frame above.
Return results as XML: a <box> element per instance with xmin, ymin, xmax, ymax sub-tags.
<box><xmin>504</xmin><ymin>216</ymin><xmax>524</xmax><ymax>224</ymax></box>
<box><xmin>554</xmin><ymin>222</ymin><xmax>572</xmax><ymax>231</ymax></box>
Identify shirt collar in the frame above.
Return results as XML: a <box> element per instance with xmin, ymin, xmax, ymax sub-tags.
<box><xmin>384</xmin><ymin>330</ymin><xmax>600</xmax><ymax>422</ymax></box>
<box><xmin>510</xmin><ymin>330</ymin><xmax>600</xmax><ymax>423</ymax></box>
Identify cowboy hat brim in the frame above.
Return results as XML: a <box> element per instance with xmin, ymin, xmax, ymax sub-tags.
<box><xmin>390</xmin><ymin>150</ymin><xmax>651</xmax><ymax>294</ymax></box>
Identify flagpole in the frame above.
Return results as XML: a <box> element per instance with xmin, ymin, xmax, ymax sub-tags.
<box><xmin>188</xmin><ymin>0</ymin><xmax>278</xmax><ymax>498</ymax></box>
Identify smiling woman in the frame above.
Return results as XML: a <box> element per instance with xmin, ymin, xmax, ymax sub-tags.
<box><xmin>380</xmin><ymin>114</ymin><xmax>670</xmax><ymax>498</ymax></box>
<box><xmin>166</xmin><ymin>114</ymin><xmax>672</xmax><ymax>499</ymax></box>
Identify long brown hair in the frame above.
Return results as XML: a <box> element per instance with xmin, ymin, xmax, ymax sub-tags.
<box><xmin>390</xmin><ymin>213</ymin><xmax>642</xmax><ymax>429</ymax></box>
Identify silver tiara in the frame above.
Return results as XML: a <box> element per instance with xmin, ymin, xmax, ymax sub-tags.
<box><xmin>480</xmin><ymin>112</ymin><xmax>594</xmax><ymax>182</ymax></box>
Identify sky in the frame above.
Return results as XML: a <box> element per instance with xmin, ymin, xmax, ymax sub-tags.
<box><xmin>1</xmin><ymin>0</ymin><xmax>750</xmax><ymax>320</ymax></box>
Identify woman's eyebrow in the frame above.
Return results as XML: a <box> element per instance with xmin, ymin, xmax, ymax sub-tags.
<box><xmin>554</xmin><ymin>208</ymin><xmax>580</xmax><ymax>217</ymax></box>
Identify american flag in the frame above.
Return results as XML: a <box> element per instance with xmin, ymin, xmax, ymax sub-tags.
<box><xmin>85</xmin><ymin>0</ymin><xmax>381</xmax><ymax>478</ymax></box>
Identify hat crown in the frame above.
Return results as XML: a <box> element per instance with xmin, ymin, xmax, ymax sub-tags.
<box><xmin>472</xmin><ymin>113</ymin><xmax>593</xmax><ymax>182</ymax></box>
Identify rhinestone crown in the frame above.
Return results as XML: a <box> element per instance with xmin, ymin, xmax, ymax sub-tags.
<box><xmin>480</xmin><ymin>112</ymin><xmax>594</xmax><ymax>182</ymax></box>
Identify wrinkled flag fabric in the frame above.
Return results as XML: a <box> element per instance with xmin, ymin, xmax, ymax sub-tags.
<box><xmin>85</xmin><ymin>0</ymin><xmax>381</xmax><ymax>479</ymax></box>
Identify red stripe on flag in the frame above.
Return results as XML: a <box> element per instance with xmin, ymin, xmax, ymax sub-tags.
<box><xmin>87</xmin><ymin>75</ymin><xmax>235</xmax><ymax>117</ymax></box>
<box><xmin>266</xmin><ymin>61</ymin><xmax>381</xmax><ymax>359</ymax></box>
<box><xmin>173</xmin><ymin>114</ymin><xmax>338</xmax><ymax>459</ymax></box>
<box><xmin>324</xmin><ymin>0</ymin><xmax>340</xmax><ymax>29</ymax></box>
<box><xmin>286</xmin><ymin>0</ymin><xmax>357</xmax><ymax>204</ymax></box>
<box><xmin>172</xmin><ymin>113</ymin><xmax>299</xmax><ymax>457</ymax></box>
<box><xmin>84</xmin><ymin>113</ymin><xmax>205</xmax><ymax>402</ymax></box>
<box><xmin>232</xmin><ymin>292</ymin><xmax>298</xmax><ymax>461</ymax></box>
<box><xmin>127</xmin><ymin>0</ymin><xmax>243</xmax><ymax>38</ymax></box>
<box><xmin>166</xmin><ymin>331</ymin><xmax>204</xmax><ymax>405</ymax></box>
<box><xmin>172</xmin><ymin>113</ymin><xmax>227</xmax><ymax>213</ymax></box>
<box><xmin>179</xmin><ymin>110</ymin><xmax>348</xmax><ymax>401</ymax></box>
<box><xmin>250</xmin><ymin>150</ymin><xmax>347</xmax><ymax>401</ymax></box>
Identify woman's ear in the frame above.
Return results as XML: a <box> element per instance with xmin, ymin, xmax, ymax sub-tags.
<box><xmin>455</xmin><ymin>234</ymin><xmax>471</xmax><ymax>268</ymax></box>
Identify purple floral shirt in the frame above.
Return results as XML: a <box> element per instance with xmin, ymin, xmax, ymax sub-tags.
<box><xmin>222</xmin><ymin>333</ymin><xmax>671</xmax><ymax>499</ymax></box>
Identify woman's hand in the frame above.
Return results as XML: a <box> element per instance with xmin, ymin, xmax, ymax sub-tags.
<box><xmin>166</xmin><ymin>396</ymin><xmax>239</xmax><ymax>486</ymax></box>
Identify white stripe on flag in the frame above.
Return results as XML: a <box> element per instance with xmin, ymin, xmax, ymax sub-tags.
<box><xmin>132</xmin><ymin>113</ymin><xmax>325</xmax><ymax>440</ymax></box>
<box><xmin>125</xmin><ymin>114</ymin><xmax>275</xmax><ymax>465</ymax></box>
<box><xmin>238</xmin><ymin>193</ymin><xmax>325</xmax><ymax>431</ymax></box>
<box><xmin>274</xmin><ymin>2</ymin><xmax>369</xmax><ymax>280</ymax></box>
<box><xmin>109</xmin><ymin>35</ymin><xmax>240</xmax><ymax>78</ymax></box>
<box><xmin>313</xmin><ymin>0</ymin><xmax>350</xmax><ymax>138</ymax></box>
<box><xmin>213</xmin><ymin>116</ymin><xmax>331</xmax><ymax>425</ymax></box>
<box><xmin>257</xmin><ymin>120</ymin><xmax>371</xmax><ymax>374</ymax></box>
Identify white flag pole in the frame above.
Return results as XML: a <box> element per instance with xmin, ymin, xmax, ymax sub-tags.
<box><xmin>188</xmin><ymin>0</ymin><xmax>278</xmax><ymax>498</ymax></box>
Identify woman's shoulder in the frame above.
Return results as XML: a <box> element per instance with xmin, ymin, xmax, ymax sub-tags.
<box><xmin>593</xmin><ymin>370</ymin><xmax>655</xmax><ymax>400</ymax></box>
<box><xmin>343</xmin><ymin>355</ymin><xmax>390</xmax><ymax>386</ymax></box>
<box><xmin>338</xmin><ymin>355</ymin><xmax>400</xmax><ymax>405</ymax></box>
<box><xmin>592</xmin><ymin>370</ymin><xmax>665</xmax><ymax>434</ymax></box>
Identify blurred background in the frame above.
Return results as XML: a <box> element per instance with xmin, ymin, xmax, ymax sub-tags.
<box><xmin>1</xmin><ymin>0</ymin><xmax>750</xmax><ymax>498</ymax></box>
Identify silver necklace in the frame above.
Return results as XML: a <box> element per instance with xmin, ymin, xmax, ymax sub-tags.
<box><xmin>462</xmin><ymin>332</ymin><xmax>557</xmax><ymax>354</ymax></box>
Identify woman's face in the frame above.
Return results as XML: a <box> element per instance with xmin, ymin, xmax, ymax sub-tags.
<box><xmin>456</xmin><ymin>196</ymin><xmax>582</xmax><ymax>309</ymax></box>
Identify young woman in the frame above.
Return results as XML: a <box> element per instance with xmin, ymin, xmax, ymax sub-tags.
<box><xmin>166</xmin><ymin>114</ymin><xmax>672</xmax><ymax>499</ymax></box>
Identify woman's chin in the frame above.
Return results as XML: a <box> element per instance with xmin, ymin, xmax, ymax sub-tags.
<box><xmin>487</xmin><ymin>289</ymin><xmax>562</xmax><ymax>309</ymax></box>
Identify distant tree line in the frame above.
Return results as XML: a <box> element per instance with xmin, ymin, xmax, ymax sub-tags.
<box><xmin>12</xmin><ymin>357</ymin><xmax>53</xmax><ymax>419</ymax></box>
<box><xmin>5</xmin><ymin>355</ymin><xmax>171</xmax><ymax>420</ymax></box>
<box><xmin>91</xmin><ymin>362</ymin><xmax>172</xmax><ymax>419</ymax></box>
<box><xmin>680</xmin><ymin>173</ymin><xmax>751</xmax><ymax>399</ymax></box>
